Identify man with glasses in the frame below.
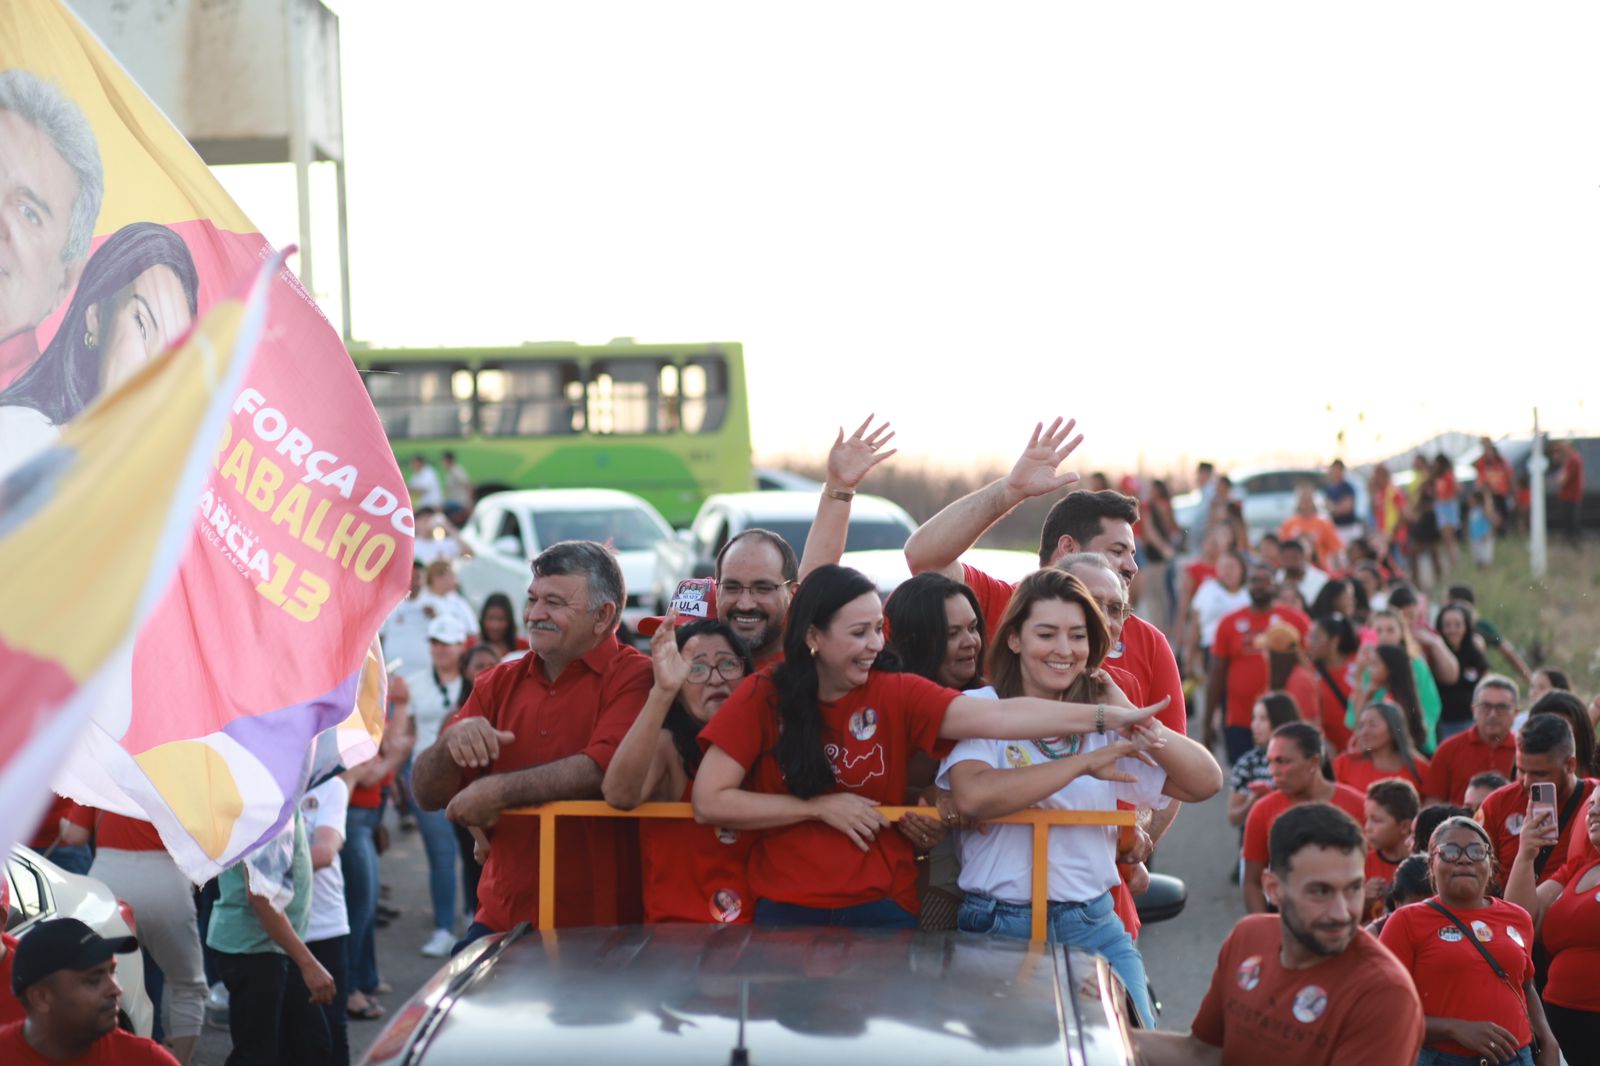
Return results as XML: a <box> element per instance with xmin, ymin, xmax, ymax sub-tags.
<box><xmin>413</xmin><ymin>540</ymin><xmax>653</xmax><ymax>946</ymax></box>
<box><xmin>712</xmin><ymin>530</ymin><xmax>798</xmax><ymax>666</ymax></box>
<box><xmin>1422</xmin><ymin>674</ymin><xmax>1521</xmax><ymax>806</ymax></box>
<box><xmin>1476</xmin><ymin>713</ymin><xmax>1595</xmax><ymax>883</ymax></box>
<box><xmin>1207</xmin><ymin>564</ymin><xmax>1311</xmax><ymax>764</ymax></box>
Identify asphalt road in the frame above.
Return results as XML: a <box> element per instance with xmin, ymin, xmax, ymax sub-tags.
<box><xmin>191</xmin><ymin>748</ymin><xmax>1245</xmax><ymax>1062</ymax></box>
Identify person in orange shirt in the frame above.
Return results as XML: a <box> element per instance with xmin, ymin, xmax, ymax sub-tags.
<box><xmin>1279</xmin><ymin>482</ymin><xmax>1345</xmax><ymax>571</ymax></box>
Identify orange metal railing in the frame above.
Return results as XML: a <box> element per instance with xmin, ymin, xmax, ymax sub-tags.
<box><xmin>504</xmin><ymin>801</ymin><xmax>1135</xmax><ymax>942</ymax></box>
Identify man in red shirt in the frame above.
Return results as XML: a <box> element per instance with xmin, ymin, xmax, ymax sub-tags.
<box><xmin>1135</xmin><ymin>803</ymin><xmax>1424</xmax><ymax>1065</ymax></box>
<box><xmin>1242</xmin><ymin>723</ymin><xmax>1366</xmax><ymax>913</ymax></box>
<box><xmin>1476</xmin><ymin>713</ymin><xmax>1596</xmax><ymax>883</ymax></box>
<box><xmin>901</xmin><ymin>418</ymin><xmax>1189</xmax><ymax>834</ymax></box>
<box><xmin>1207</xmin><ymin>564</ymin><xmax>1311</xmax><ymax>764</ymax></box>
<box><xmin>2</xmin><ymin>919</ymin><xmax>179</xmax><ymax>1065</ymax></box>
<box><xmin>0</xmin><ymin>71</ymin><xmax>102</xmax><ymax>391</ymax></box>
<box><xmin>413</xmin><ymin>540</ymin><xmax>653</xmax><ymax>944</ymax></box>
<box><xmin>1422</xmin><ymin>674</ymin><xmax>1519</xmax><ymax>805</ymax></box>
<box><xmin>1554</xmin><ymin>440</ymin><xmax>1585</xmax><ymax>544</ymax></box>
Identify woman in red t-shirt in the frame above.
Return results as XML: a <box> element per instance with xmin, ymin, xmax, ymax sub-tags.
<box><xmin>601</xmin><ymin>617</ymin><xmax>758</xmax><ymax>924</ymax></box>
<box><xmin>1334</xmin><ymin>701</ymin><xmax>1429</xmax><ymax>794</ymax></box>
<box><xmin>1506</xmin><ymin>790</ymin><xmax>1600</xmax><ymax>1059</ymax></box>
<box><xmin>1380</xmin><ymin>817</ymin><xmax>1558</xmax><ymax>1066</ymax></box>
<box><xmin>693</xmin><ymin>565</ymin><xmax>1171</xmax><ymax>928</ymax></box>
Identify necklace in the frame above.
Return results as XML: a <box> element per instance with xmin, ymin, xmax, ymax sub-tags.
<box><xmin>1033</xmin><ymin>734</ymin><xmax>1082</xmax><ymax>760</ymax></box>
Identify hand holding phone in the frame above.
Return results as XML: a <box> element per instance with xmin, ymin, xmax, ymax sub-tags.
<box><xmin>1528</xmin><ymin>782</ymin><xmax>1559</xmax><ymax>844</ymax></box>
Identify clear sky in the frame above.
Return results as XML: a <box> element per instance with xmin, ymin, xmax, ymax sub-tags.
<box><xmin>216</xmin><ymin>1</ymin><xmax>1600</xmax><ymax>478</ymax></box>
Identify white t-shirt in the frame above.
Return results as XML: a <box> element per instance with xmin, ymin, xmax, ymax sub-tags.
<box><xmin>1190</xmin><ymin>579</ymin><xmax>1251</xmax><ymax>649</ymax></box>
<box><xmin>1279</xmin><ymin>565</ymin><xmax>1329</xmax><ymax>606</ymax></box>
<box><xmin>410</xmin><ymin>464</ymin><xmax>444</xmax><ymax>509</ymax></box>
<box><xmin>300</xmin><ymin>777</ymin><xmax>350</xmax><ymax>942</ymax></box>
<box><xmin>935</xmin><ymin>686</ymin><xmax>1169</xmax><ymax>905</ymax></box>
<box><xmin>416</xmin><ymin>590</ymin><xmax>479</xmax><ymax>639</ymax></box>
<box><xmin>413</xmin><ymin>535</ymin><xmax>463</xmax><ymax>566</ymax></box>
<box><xmin>406</xmin><ymin>668</ymin><xmax>465</xmax><ymax>752</ymax></box>
<box><xmin>381</xmin><ymin>597</ymin><xmax>434</xmax><ymax>677</ymax></box>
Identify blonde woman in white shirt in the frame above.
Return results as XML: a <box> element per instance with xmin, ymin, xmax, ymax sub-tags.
<box><xmin>938</xmin><ymin>567</ymin><xmax>1222</xmax><ymax>1027</ymax></box>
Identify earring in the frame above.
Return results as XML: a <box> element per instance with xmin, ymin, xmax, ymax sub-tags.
<box><xmin>84</xmin><ymin>329</ymin><xmax>97</xmax><ymax>348</ymax></box>
<box><xmin>808</xmin><ymin>645</ymin><xmax>817</xmax><ymax>657</ymax></box>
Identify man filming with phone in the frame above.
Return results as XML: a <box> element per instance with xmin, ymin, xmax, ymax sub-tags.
<box><xmin>1475</xmin><ymin>715</ymin><xmax>1596</xmax><ymax>884</ymax></box>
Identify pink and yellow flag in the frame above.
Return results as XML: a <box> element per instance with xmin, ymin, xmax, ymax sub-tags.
<box><xmin>0</xmin><ymin>1</ymin><xmax>411</xmax><ymax>879</ymax></box>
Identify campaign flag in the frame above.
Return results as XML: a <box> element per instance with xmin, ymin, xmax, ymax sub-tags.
<box><xmin>0</xmin><ymin>1</ymin><xmax>412</xmax><ymax>880</ymax></box>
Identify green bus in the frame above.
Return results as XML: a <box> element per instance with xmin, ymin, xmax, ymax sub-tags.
<box><xmin>352</xmin><ymin>340</ymin><xmax>754</xmax><ymax>527</ymax></box>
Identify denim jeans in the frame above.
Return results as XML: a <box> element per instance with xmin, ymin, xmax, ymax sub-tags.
<box><xmin>1416</xmin><ymin>1044</ymin><xmax>1533</xmax><ymax>1066</ymax></box>
<box><xmin>753</xmin><ymin>898</ymin><xmax>918</xmax><ymax>929</ymax></box>
<box><xmin>1224</xmin><ymin>726</ymin><xmax>1255</xmax><ymax>766</ymax></box>
<box><xmin>341</xmin><ymin>806</ymin><xmax>382</xmax><ymax>994</ymax></box>
<box><xmin>414</xmin><ymin>806</ymin><xmax>458</xmax><ymax>933</ymax></box>
<box><xmin>958</xmin><ymin>889</ymin><xmax>1155</xmax><ymax>1028</ymax></box>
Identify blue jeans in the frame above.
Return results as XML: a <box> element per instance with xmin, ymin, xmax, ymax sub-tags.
<box><xmin>341</xmin><ymin>806</ymin><xmax>382</xmax><ymax>994</ymax></box>
<box><xmin>414</xmin><ymin>807</ymin><xmax>458</xmax><ymax>933</ymax></box>
<box><xmin>452</xmin><ymin>921</ymin><xmax>497</xmax><ymax>957</ymax></box>
<box><xmin>1417</xmin><ymin>1045</ymin><xmax>1533</xmax><ymax>1066</ymax></box>
<box><xmin>43</xmin><ymin>844</ymin><xmax>94</xmax><ymax>876</ymax></box>
<box><xmin>1224</xmin><ymin>725</ymin><xmax>1255</xmax><ymax>766</ymax></box>
<box><xmin>958</xmin><ymin>889</ymin><xmax>1155</xmax><ymax>1028</ymax></box>
<box><xmin>753</xmin><ymin>898</ymin><xmax>917</xmax><ymax>929</ymax></box>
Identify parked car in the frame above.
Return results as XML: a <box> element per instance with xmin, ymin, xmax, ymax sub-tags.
<box><xmin>1171</xmin><ymin>468</ymin><xmax>1370</xmax><ymax>538</ymax></box>
<box><xmin>660</xmin><ymin>490</ymin><xmax>1042</xmax><ymax>604</ymax></box>
<box><xmin>358</xmin><ymin>923</ymin><xmax>1144</xmax><ymax>1066</ymax></box>
<box><xmin>6</xmin><ymin>845</ymin><xmax>154</xmax><ymax>1037</ymax></box>
<box><xmin>457</xmin><ymin>489</ymin><xmax>692</xmax><ymax>641</ymax></box>
<box><xmin>754</xmin><ymin>467</ymin><xmax>824</xmax><ymax>492</ymax></box>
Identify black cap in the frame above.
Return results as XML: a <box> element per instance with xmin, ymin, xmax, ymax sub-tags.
<box><xmin>11</xmin><ymin>919</ymin><xmax>138</xmax><ymax>998</ymax></box>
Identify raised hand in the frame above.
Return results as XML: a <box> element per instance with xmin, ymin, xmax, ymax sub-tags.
<box><xmin>828</xmin><ymin>415</ymin><xmax>898</xmax><ymax>491</ymax></box>
<box><xmin>649</xmin><ymin>613</ymin><xmax>690</xmax><ymax>692</ymax></box>
<box><xmin>1005</xmin><ymin>417</ymin><xmax>1085</xmax><ymax>501</ymax></box>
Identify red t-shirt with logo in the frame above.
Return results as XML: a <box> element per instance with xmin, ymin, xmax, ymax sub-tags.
<box><xmin>960</xmin><ymin>564</ymin><xmax>1186</xmax><ymax>735</ymax></box>
<box><xmin>1542</xmin><ymin>855</ymin><xmax>1600</xmax><ymax>1011</ymax></box>
<box><xmin>699</xmin><ymin>668</ymin><xmax>956</xmax><ymax>913</ymax></box>
<box><xmin>0</xmin><ymin>1023</ymin><xmax>180</xmax><ymax>1065</ymax></box>
<box><xmin>1211</xmin><ymin>606</ymin><xmax>1312</xmax><ymax>729</ymax></box>
<box><xmin>1476</xmin><ymin>777</ymin><xmax>1597</xmax><ymax>885</ymax></box>
<box><xmin>1242</xmin><ymin>785</ymin><xmax>1367</xmax><ymax>866</ymax></box>
<box><xmin>453</xmin><ymin>636</ymin><xmax>654</xmax><ymax>931</ymax></box>
<box><xmin>0</xmin><ymin>935</ymin><xmax>21</xmax><ymax>1028</ymax></box>
<box><xmin>1191</xmin><ymin>913</ymin><xmax>1423</xmax><ymax>1063</ymax></box>
<box><xmin>640</xmin><ymin>781</ymin><xmax>756</xmax><ymax>925</ymax></box>
<box><xmin>1421</xmin><ymin>725</ymin><xmax>1516</xmax><ymax>804</ymax></box>
<box><xmin>1379</xmin><ymin>897</ymin><xmax>1535</xmax><ymax>1057</ymax></box>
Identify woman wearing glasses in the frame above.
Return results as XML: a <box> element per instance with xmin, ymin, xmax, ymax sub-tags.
<box><xmin>1379</xmin><ymin>817</ymin><xmax>1559</xmax><ymax>1066</ymax></box>
<box><xmin>602</xmin><ymin>616</ymin><xmax>757</xmax><ymax>923</ymax></box>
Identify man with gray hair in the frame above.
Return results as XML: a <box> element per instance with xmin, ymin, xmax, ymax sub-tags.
<box><xmin>413</xmin><ymin>540</ymin><xmax>652</xmax><ymax>946</ymax></box>
<box><xmin>1421</xmin><ymin>673</ymin><xmax>1520</xmax><ymax>805</ymax></box>
<box><xmin>0</xmin><ymin>68</ymin><xmax>104</xmax><ymax>388</ymax></box>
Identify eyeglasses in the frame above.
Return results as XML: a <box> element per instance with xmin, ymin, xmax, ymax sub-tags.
<box><xmin>1096</xmin><ymin>599</ymin><xmax>1133</xmax><ymax>622</ymax></box>
<box><xmin>716</xmin><ymin>580</ymin><xmax>789</xmax><ymax>599</ymax></box>
<box><xmin>1474</xmin><ymin>701</ymin><xmax>1516</xmax><ymax>714</ymax></box>
<box><xmin>1432</xmin><ymin>842</ymin><xmax>1491</xmax><ymax>863</ymax></box>
<box><xmin>686</xmin><ymin>657</ymin><xmax>747</xmax><ymax>684</ymax></box>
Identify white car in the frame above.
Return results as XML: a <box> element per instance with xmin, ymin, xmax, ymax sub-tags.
<box><xmin>1172</xmin><ymin>468</ymin><xmax>1371</xmax><ymax>538</ymax></box>
<box><xmin>664</xmin><ymin>490</ymin><xmax>1042</xmax><ymax>601</ymax></box>
<box><xmin>6</xmin><ymin>845</ymin><xmax>154</xmax><ymax>1037</ymax></box>
<box><xmin>457</xmin><ymin>489</ymin><xmax>691</xmax><ymax>641</ymax></box>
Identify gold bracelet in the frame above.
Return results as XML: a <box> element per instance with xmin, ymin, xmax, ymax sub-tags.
<box><xmin>824</xmin><ymin>485</ymin><xmax>855</xmax><ymax>502</ymax></box>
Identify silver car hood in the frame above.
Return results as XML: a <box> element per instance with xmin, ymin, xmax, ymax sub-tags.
<box><xmin>362</xmin><ymin>924</ymin><xmax>1135</xmax><ymax>1066</ymax></box>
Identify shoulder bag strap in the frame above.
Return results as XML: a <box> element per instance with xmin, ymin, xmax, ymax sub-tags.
<box><xmin>1424</xmin><ymin>898</ymin><xmax>1534</xmax><ymax>1047</ymax></box>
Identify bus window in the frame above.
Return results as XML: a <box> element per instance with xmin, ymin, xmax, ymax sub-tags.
<box><xmin>587</xmin><ymin>358</ymin><xmax>671</xmax><ymax>435</ymax></box>
<box><xmin>681</xmin><ymin>355</ymin><xmax>729</xmax><ymax>434</ymax></box>
<box><xmin>478</xmin><ymin>362</ymin><xmax>583</xmax><ymax>437</ymax></box>
<box><xmin>364</xmin><ymin>362</ymin><xmax>470</xmax><ymax>439</ymax></box>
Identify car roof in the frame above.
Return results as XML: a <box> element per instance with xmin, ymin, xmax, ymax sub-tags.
<box><xmin>697</xmin><ymin>490</ymin><xmax>912</xmax><ymax>523</ymax></box>
<box><xmin>475</xmin><ymin>488</ymin><xmax>662</xmax><ymax>513</ymax></box>
<box><xmin>370</xmin><ymin>924</ymin><xmax>1128</xmax><ymax>1066</ymax></box>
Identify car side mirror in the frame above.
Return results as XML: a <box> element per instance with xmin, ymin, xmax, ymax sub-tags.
<box><xmin>1132</xmin><ymin>872</ymin><xmax>1187</xmax><ymax>925</ymax></box>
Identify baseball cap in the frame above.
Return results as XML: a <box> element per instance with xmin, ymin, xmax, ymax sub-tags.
<box><xmin>638</xmin><ymin>578</ymin><xmax>718</xmax><ymax>637</ymax></box>
<box><xmin>427</xmin><ymin>615</ymin><xmax>469</xmax><ymax>645</ymax></box>
<box><xmin>12</xmin><ymin>918</ymin><xmax>138</xmax><ymax>997</ymax></box>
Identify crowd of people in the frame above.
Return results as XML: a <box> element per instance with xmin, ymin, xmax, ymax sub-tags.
<box><xmin>9</xmin><ymin>415</ymin><xmax>1597</xmax><ymax>1066</ymax></box>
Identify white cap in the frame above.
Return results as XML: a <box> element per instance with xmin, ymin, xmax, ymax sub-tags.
<box><xmin>427</xmin><ymin>615</ymin><xmax>468</xmax><ymax>645</ymax></box>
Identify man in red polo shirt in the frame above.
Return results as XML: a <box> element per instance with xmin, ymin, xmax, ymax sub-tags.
<box><xmin>1476</xmin><ymin>713</ymin><xmax>1596</xmax><ymax>883</ymax></box>
<box><xmin>902</xmin><ymin>420</ymin><xmax>1188</xmax><ymax>817</ymax></box>
<box><xmin>1242</xmin><ymin>723</ymin><xmax>1366</xmax><ymax>913</ymax></box>
<box><xmin>1422</xmin><ymin>674</ymin><xmax>1519</xmax><ymax>805</ymax></box>
<box><xmin>1135</xmin><ymin>803</ymin><xmax>1424</xmax><ymax>1065</ymax></box>
<box><xmin>1207</xmin><ymin>564</ymin><xmax>1310</xmax><ymax>764</ymax></box>
<box><xmin>413</xmin><ymin>540</ymin><xmax>653</xmax><ymax>944</ymax></box>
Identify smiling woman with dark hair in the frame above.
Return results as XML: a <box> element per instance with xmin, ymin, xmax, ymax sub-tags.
<box><xmin>0</xmin><ymin>221</ymin><xmax>198</xmax><ymax>477</ymax></box>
